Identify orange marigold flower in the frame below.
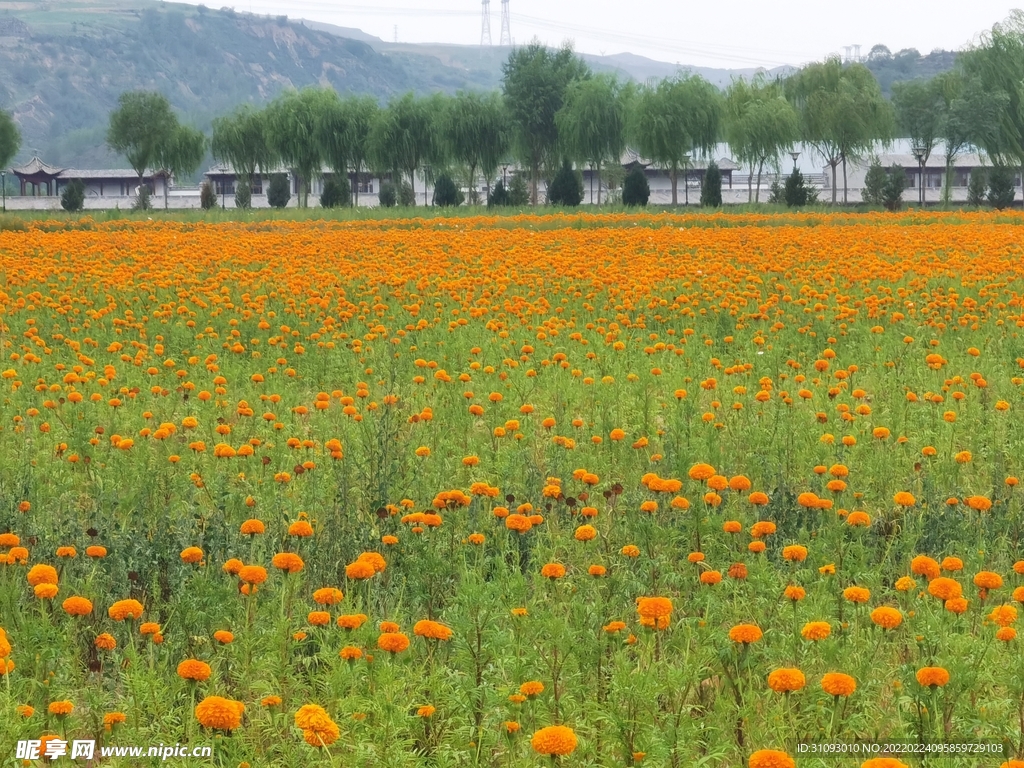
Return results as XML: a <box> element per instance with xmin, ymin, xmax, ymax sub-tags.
<box><xmin>843</xmin><ymin>586</ymin><xmax>870</xmax><ymax>604</ymax></box>
<box><xmin>574</xmin><ymin>525</ymin><xmax>597</xmax><ymax>542</ymax></box>
<box><xmin>239</xmin><ymin>519</ymin><xmax>265</xmax><ymax>536</ymax></box>
<box><xmin>519</xmin><ymin>680</ymin><xmax>544</xmax><ymax>697</ymax></box>
<box><xmin>108</xmin><ymin>599</ymin><xmax>144</xmax><ymax>621</ymax></box>
<box><xmin>750</xmin><ymin>521</ymin><xmax>776</xmax><ymax>538</ymax></box>
<box><xmin>974</xmin><ymin>571</ymin><xmax>1003</xmax><ymax>590</ymax></box>
<box><xmin>194</xmin><ymin>696</ymin><xmax>244</xmax><ymax>731</ymax></box>
<box><xmin>988</xmin><ymin>605</ymin><xmax>1017</xmax><ymax>627</ymax></box>
<box><xmin>687</xmin><ymin>463</ymin><xmax>716</xmax><ymax>481</ymax></box>
<box><xmin>784</xmin><ymin>585</ymin><xmax>806</xmax><ymax>601</ymax></box>
<box><xmin>729</xmin><ymin>624</ymin><xmax>763</xmax><ymax>644</ymax></box>
<box><xmin>288</xmin><ymin>520</ymin><xmax>314</xmax><ymax>537</ymax></box>
<box><xmin>49</xmin><ymin>700</ymin><xmax>74</xmax><ymax>716</ymax></box>
<box><xmin>767</xmin><ymin>668</ymin><xmax>806</xmax><ymax>693</ymax></box>
<box><xmin>62</xmin><ymin>596</ymin><xmax>93</xmax><ymax>616</ymax></box>
<box><xmin>870</xmin><ymin>606</ymin><xmax>902</xmax><ymax>629</ymax></box>
<box><xmin>748</xmin><ymin>749</ymin><xmax>795</xmax><ymax>768</ymax></box>
<box><xmin>312</xmin><ymin>587</ymin><xmax>344</xmax><ymax>605</ymax></box>
<box><xmin>916</xmin><ymin>666</ymin><xmax>950</xmax><ymax>687</ymax></box>
<box><xmin>782</xmin><ymin>545</ymin><xmax>808</xmax><ymax>562</ymax></box>
<box><xmin>540</xmin><ymin>563</ymin><xmax>566</xmax><ymax>579</ymax></box>
<box><xmin>801</xmin><ymin>621</ymin><xmax>831</xmax><ymax>641</ymax></box>
<box><xmin>588</xmin><ymin>564</ymin><xmax>607</xmax><ymax>577</ymax></box>
<box><xmin>821</xmin><ymin>672</ymin><xmax>856</xmax><ymax>697</ymax></box>
<box><xmin>928</xmin><ymin>577</ymin><xmax>962</xmax><ymax>601</ymax></box>
<box><xmin>377</xmin><ymin>632</ymin><xmax>410</xmax><ymax>653</ymax></box>
<box><xmin>345</xmin><ymin>560</ymin><xmax>376</xmax><ymax>580</ymax></box>
<box><xmin>180</xmin><ymin>546</ymin><xmax>204</xmax><ymax>564</ymax></box>
<box><xmin>340</xmin><ymin>645</ymin><xmax>363</xmax><ymax>661</ymax></box>
<box><xmin>336</xmin><ymin>614</ymin><xmax>368</xmax><ymax>630</ymax></box>
<box><xmin>177</xmin><ymin>659</ymin><xmax>212</xmax><ymax>681</ymax></box>
<box><xmin>27</xmin><ymin>564</ymin><xmax>59</xmax><ymax>587</ymax></box>
<box><xmin>272</xmin><ymin>552</ymin><xmax>304</xmax><ymax>574</ymax></box>
<box><xmin>238</xmin><ymin>565</ymin><xmax>267</xmax><ymax>584</ymax></box>
<box><xmin>531</xmin><ymin>725</ymin><xmax>578</xmax><ymax>757</ymax></box>
<box><xmin>893</xmin><ymin>492</ymin><xmax>916</xmax><ymax>507</ymax></box>
<box><xmin>94</xmin><ymin>633</ymin><xmax>117</xmax><ymax>650</ymax></box>
<box><xmin>910</xmin><ymin>555</ymin><xmax>940</xmax><ymax>580</ymax></box>
<box><xmin>700</xmin><ymin>570</ymin><xmax>723</xmax><ymax>585</ymax></box>
<box><xmin>414</xmin><ymin>620</ymin><xmax>453</xmax><ymax>641</ymax></box>
<box><xmin>213</xmin><ymin>630</ymin><xmax>234</xmax><ymax>644</ymax></box>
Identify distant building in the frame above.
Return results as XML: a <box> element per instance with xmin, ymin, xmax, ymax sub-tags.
<box><xmin>825</xmin><ymin>152</ymin><xmax>1022</xmax><ymax>202</ymax></box>
<box><xmin>204</xmin><ymin>163</ymin><xmax>383</xmax><ymax>206</ymax></box>
<box><xmin>11</xmin><ymin>157</ymin><xmax>170</xmax><ymax>199</ymax></box>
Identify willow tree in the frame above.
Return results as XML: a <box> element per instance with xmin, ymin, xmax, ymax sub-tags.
<box><xmin>630</xmin><ymin>75</ymin><xmax>721</xmax><ymax>206</ymax></box>
<box><xmin>502</xmin><ymin>42</ymin><xmax>591</xmax><ymax>205</ymax></box>
<box><xmin>960</xmin><ymin>10</ymin><xmax>1024</xmax><ymax>207</ymax></box>
<box><xmin>0</xmin><ymin>108</ymin><xmax>19</xmax><ymax>172</ymax></box>
<box><xmin>556</xmin><ymin>74</ymin><xmax>630</xmax><ymax>204</ymax></box>
<box><xmin>785</xmin><ymin>59</ymin><xmax>893</xmax><ymax>204</ymax></box>
<box><xmin>344</xmin><ymin>96</ymin><xmax>379</xmax><ymax>206</ymax></box>
<box><xmin>724</xmin><ymin>77</ymin><xmax>798</xmax><ymax>203</ymax></box>
<box><xmin>444</xmin><ymin>91</ymin><xmax>509</xmax><ymax>204</ymax></box>
<box><xmin>367</xmin><ymin>93</ymin><xmax>433</xmax><ymax>204</ymax></box>
<box><xmin>313</xmin><ymin>90</ymin><xmax>352</xmax><ymax>201</ymax></box>
<box><xmin>211</xmin><ymin>105</ymin><xmax>272</xmax><ymax>193</ymax></box>
<box><xmin>265</xmin><ymin>88</ymin><xmax>329</xmax><ymax>208</ymax></box>
<box><xmin>158</xmin><ymin>125</ymin><xmax>206</xmax><ymax>208</ymax></box>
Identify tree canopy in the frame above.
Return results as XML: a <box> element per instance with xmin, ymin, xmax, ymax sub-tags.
<box><xmin>725</xmin><ymin>77</ymin><xmax>797</xmax><ymax>203</ymax></box>
<box><xmin>0</xmin><ymin>109</ymin><xmax>20</xmax><ymax>171</ymax></box>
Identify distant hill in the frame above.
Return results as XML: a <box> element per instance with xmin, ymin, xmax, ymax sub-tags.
<box><xmin>861</xmin><ymin>46</ymin><xmax>959</xmax><ymax>95</ymax></box>
<box><xmin>0</xmin><ymin>0</ymin><xmax>957</xmax><ymax>170</ymax></box>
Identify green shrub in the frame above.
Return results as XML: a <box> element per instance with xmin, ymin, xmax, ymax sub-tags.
<box><xmin>378</xmin><ymin>182</ymin><xmax>397</xmax><ymax>208</ymax></box>
<box><xmin>200</xmin><ymin>181</ymin><xmax>217</xmax><ymax>210</ymax></box>
<box><xmin>700</xmin><ymin>161</ymin><xmax>722</xmax><ymax>208</ymax></box>
<box><xmin>547</xmin><ymin>160</ymin><xmax>583</xmax><ymax>207</ymax></box>
<box><xmin>487</xmin><ymin>180</ymin><xmax>511</xmax><ymax>207</ymax></box>
<box><xmin>60</xmin><ymin>179</ymin><xmax>85</xmax><ymax>212</ymax></box>
<box><xmin>508</xmin><ymin>174</ymin><xmax>530</xmax><ymax>206</ymax></box>
<box><xmin>621</xmin><ymin>168</ymin><xmax>650</xmax><ymax>207</ymax></box>
<box><xmin>862</xmin><ymin>160</ymin><xmax>888</xmax><ymax>207</ymax></box>
<box><xmin>432</xmin><ymin>174</ymin><xmax>464</xmax><ymax>207</ymax></box>
<box><xmin>987</xmin><ymin>165</ymin><xmax>1016</xmax><ymax>210</ymax></box>
<box><xmin>967</xmin><ymin>168</ymin><xmax>987</xmax><ymax>207</ymax></box>
<box><xmin>784</xmin><ymin>168</ymin><xmax>818</xmax><ymax>207</ymax></box>
<box><xmin>267</xmin><ymin>174</ymin><xmax>290</xmax><ymax>209</ymax></box>
<box><xmin>320</xmin><ymin>178</ymin><xmax>351</xmax><ymax>209</ymax></box>
<box><xmin>131</xmin><ymin>186</ymin><xmax>151</xmax><ymax>211</ymax></box>
<box><xmin>234</xmin><ymin>178</ymin><xmax>252</xmax><ymax>210</ymax></box>
<box><xmin>398</xmin><ymin>181</ymin><xmax>416</xmax><ymax>207</ymax></box>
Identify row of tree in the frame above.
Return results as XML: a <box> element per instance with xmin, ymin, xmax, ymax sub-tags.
<box><xmin>2</xmin><ymin>12</ymin><xmax>1023</xmax><ymax>209</ymax></box>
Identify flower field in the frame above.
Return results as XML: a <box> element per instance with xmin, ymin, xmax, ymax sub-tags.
<box><xmin>3</xmin><ymin>210</ymin><xmax>1024</xmax><ymax>767</ymax></box>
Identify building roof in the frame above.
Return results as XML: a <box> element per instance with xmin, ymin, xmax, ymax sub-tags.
<box><xmin>846</xmin><ymin>152</ymin><xmax>988</xmax><ymax>170</ymax></box>
<box><xmin>58</xmin><ymin>168</ymin><xmax>168</xmax><ymax>180</ymax></box>
<box><xmin>12</xmin><ymin>157</ymin><xmax>64</xmax><ymax>177</ymax></box>
<box><xmin>621</xmin><ymin>148</ymin><xmax>740</xmax><ymax>170</ymax></box>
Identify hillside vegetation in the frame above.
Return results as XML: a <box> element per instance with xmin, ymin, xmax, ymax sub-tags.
<box><xmin>0</xmin><ymin>0</ymin><xmax>957</xmax><ymax>169</ymax></box>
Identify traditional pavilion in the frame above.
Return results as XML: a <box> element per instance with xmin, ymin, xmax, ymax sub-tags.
<box><xmin>11</xmin><ymin>157</ymin><xmax>170</xmax><ymax>198</ymax></box>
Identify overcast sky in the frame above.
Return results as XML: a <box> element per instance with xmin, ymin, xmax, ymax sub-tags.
<box><xmin>177</xmin><ymin>0</ymin><xmax>1015</xmax><ymax>67</ymax></box>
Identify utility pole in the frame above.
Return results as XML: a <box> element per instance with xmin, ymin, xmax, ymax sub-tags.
<box><xmin>481</xmin><ymin>0</ymin><xmax>491</xmax><ymax>45</ymax></box>
<box><xmin>499</xmin><ymin>0</ymin><xmax>511</xmax><ymax>46</ymax></box>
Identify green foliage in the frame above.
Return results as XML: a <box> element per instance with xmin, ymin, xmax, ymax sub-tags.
<box><xmin>199</xmin><ymin>180</ymin><xmax>217</xmax><ymax>210</ymax></box>
<box><xmin>508</xmin><ymin>174</ymin><xmax>529</xmax><ymax>206</ymax></box>
<box><xmin>344</xmin><ymin>96</ymin><xmax>380</xmax><ymax>205</ymax></box>
<box><xmin>0</xmin><ymin>108</ymin><xmax>20</xmax><ymax>170</ymax></box>
<box><xmin>106</xmin><ymin>91</ymin><xmax>177</xmax><ymax>180</ymax></box>
<box><xmin>865</xmin><ymin>161</ymin><xmax>906</xmax><ymax>211</ymax></box>
<box><xmin>987</xmin><ymin>165</ymin><xmax>1017</xmax><ymax>209</ymax></box>
<box><xmin>265</xmin><ymin>89</ymin><xmax>328</xmax><ymax>208</ymax></box>
<box><xmin>783</xmin><ymin>168</ymin><xmax>818</xmax><ymax>207</ymax></box>
<box><xmin>785</xmin><ymin>59</ymin><xmax>894</xmax><ymax>203</ymax></box>
<box><xmin>319</xmin><ymin>177</ymin><xmax>351</xmax><ymax>209</ymax></box>
<box><xmin>130</xmin><ymin>185</ymin><xmax>151</xmax><ymax>211</ymax></box>
<box><xmin>556</xmin><ymin>75</ymin><xmax>630</xmax><ymax>204</ymax></box>
<box><xmin>234</xmin><ymin>177</ymin><xmax>251</xmax><ymax>210</ymax></box>
<box><xmin>441</xmin><ymin>91</ymin><xmax>509</xmax><ymax>201</ymax></box>
<box><xmin>961</xmin><ymin>12</ymin><xmax>1024</xmax><ymax>178</ymax></box>
<box><xmin>398</xmin><ymin>180</ymin><xmax>416</xmax><ymax>207</ymax></box>
<box><xmin>378</xmin><ymin>181</ymin><xmax>398</xmax><ymax>208</ymax></box>
<box><xmin>725</xmin><ymin>77</ymin><xmax>797</xmax><ymax>203</ymax></box>
<box><xmin>431</xmin><ymin>174</ymin><xmax>464</xmax><ymax>207</ymax></box>
<box><xmin>487</xmin><ymin>180</ymin><xmax>510</xmax><ymax>207</ymax></box>
<box><xmin>501</xmin><ymin>42</ymin><xmax>591</xmax><ymax>204</ymax></box>
<box><xmin>621</xmin><ymin>167</ymin><xmax>650</xmax><ymax>207</ymax></box>
<box><xmin>212</xmin><ymin>105</ymin><xmax>271</xmax><ymax>182</ymax></box>
<box><xmin>60</xmin><ymin>179</ymin><xmax>85</xmax><ymax>212</ymax></box>
<box><xmin>546</xmin><ymin>160</ymin><xmax>583</xmax><ymax>206</ymax></box>
<box><xmin>367</xmin><ymin>93</ymin><xmax>434</xmax><ymax>204</ymax></box>
<box><xmin>892</xmin><ymin>79</ymin><xmax>945</xmax><ymax>165</ymax></box>
<box><xmin>630</xmin><ymin>75</ymin><xmax>721</xmax><ymax>205</ymax></box>
<box><xmin>966</xmin><ymin>167</ymin><xmax>988</xmax><ymax>206</ymax></box>
<box><xmin>267</xmin><ymin>173</ymin><xmax>290</xmax><ymax>208</ymax></box>
<box><xmin>864</xmin><ymin>46</ymin><xmax>957</xmax><ymax>95</ymax></box>
<box><xmin>700</xmin><ymin>161</ymin><xmax>722</xmax><ymax>207</ymax></box>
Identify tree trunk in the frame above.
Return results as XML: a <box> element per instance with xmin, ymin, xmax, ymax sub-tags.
<box><xmin>409</xmin><ymin>170</ymin><xmax>416</xmax><ymax>206</ymax></box>
<box><xmin>754</xmin><ymin>160</ymin><xmax>764</xmax><ymax>204</ymax></box>
<box><xmin>842</xmin><ymin>155</ymin><xmax>848</xmax><ymax>205</ymax></box>
<box><xmin>942</xmin><ymin>154</ymin><xmax>953</xmax><ymax>205</ymax></box>
<box><xmin>596</xmin><ymin>162</ymin><xmax>602</xmax><ymax>206</ymax></box>
<box><xmin>353</xmin><ymin>166</ymin><xmax>359</xmax><ymax>207</ymax></box>
<box><xmin>671</xmin><ymin>165</ymin><xmax>678</xmax><ymax>206</ymax></box>
<box><xmin>468</xmin><ymin>162</ymin><xmax>478</xmax><ymax>205</ymax></box>
<box><xmin>830</xmin><ymin>160</ymin><xmax>838</xmax><ymax>204</ymax></box>
<box><xmin>531</xmin><ymin>162</ymin><xmax>539</xmax><ymax>206</ymax></box>
<box><xmin>747</xmin><ymin>167</ymin><xmax>753</xmax><ymax>204</ymax></box>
